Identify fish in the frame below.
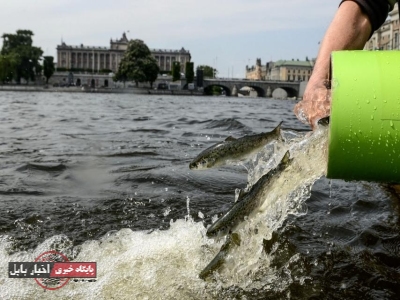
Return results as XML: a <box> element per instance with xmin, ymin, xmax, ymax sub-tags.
<box><xmin>199</xmin><ymin>232</ymin><xmax>241</xmax><ymax>280</ymax></box>
<box><xmin>189</xmin><ymin>121</ymin><xmax>283</xmax><ymax>170</ymax></box>
<box><xmin>206</xmin><ymin>150</ymin><xmax>293</xmax><ymax>237</ymax></box>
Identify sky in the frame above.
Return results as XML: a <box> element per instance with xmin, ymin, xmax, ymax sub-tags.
<box><xmin>0</xmin><ymin>0</ymin><xmax>338</xmax><ymax>78</ymax></box>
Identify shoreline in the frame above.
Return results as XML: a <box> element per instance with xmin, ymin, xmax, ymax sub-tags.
<box><xmin>0</xmin><ymin>85</ymin><xmax>205</xmax><ymax>96</ymax></box>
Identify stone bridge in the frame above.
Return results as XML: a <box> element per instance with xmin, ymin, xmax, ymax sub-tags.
<box><xmin>203</xmin><ymin>78</ymin><xmax>304</xmax><ymax>98</ymax></box>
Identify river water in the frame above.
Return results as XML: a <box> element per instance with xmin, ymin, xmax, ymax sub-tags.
<box><xmin>0</xmin><ymin>92</ymin><xmax>399</xmax><ymax>299</ymax></box>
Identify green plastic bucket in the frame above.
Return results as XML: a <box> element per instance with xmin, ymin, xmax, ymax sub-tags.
<box><xmin>327</xmin><ymin>51</ymin><xmax>400</xmax><ymax>183</ymax></box>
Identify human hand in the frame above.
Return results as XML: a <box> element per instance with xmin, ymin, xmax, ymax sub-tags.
<box><xmin>294</xmin><ymin>80</ymin><xmax>331</xmax><ymax>130</ymax></box>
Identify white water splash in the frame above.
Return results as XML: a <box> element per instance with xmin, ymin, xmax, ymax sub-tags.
<box><xmin>0</xmin><ymin>126</ymin><xmax>329</xmax><ymax>299</ymax></box>
<box><xmin>204</xmin><ymin>125</ymin><xmax>329</xmax><ymax>288</ymax></box>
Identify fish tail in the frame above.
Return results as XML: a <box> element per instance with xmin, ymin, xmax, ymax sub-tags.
<box><xmin>199</xmin><ymin>233</ymin><xmax>240</xmax><ymax>280</ymax></box>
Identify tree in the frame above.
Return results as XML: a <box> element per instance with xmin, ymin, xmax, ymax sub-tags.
<box><xmin>43</xmin><ymin>56</ymin><xmax>55</xmax><ymax>84</ymax></box>
<box><xmin>143</xmin><ymin>56</ymin><xmax>159</xmax><ymax>88</ymax></box>
<box><xmin>197</xmin><ymin>65</ymin><xmax>217</xmax><ymax>78</ymax></box>
<box><xmin>185</xmin><ymin>62</ymin><xmax>194</xmax><ymax>83</ymax></box>
<box><xmin>115</xmin><ymin>39</ymin><xmax>159</xmax><ymax>87</ymax></box>
<box><xmin>172</xmin><ymin>61</ymin><xmax>181</xmax><ymax>82</ymax></box>
<box><xmin>0</xmin><ymin>53</ymin><xmax>20</xmax><ymax>83</ymax></box>
<box><xmin>1</xmin><ymin>30</ymin><xmax>43</xmax><ymax>84</ymax></box>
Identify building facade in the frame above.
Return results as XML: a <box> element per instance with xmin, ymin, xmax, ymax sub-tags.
<box><xmin>246</xmin><ymin>58</ymin><xmax>265</xmax><ymax>80</ymax></box>
<box><xmin>246</xmin><ymin>58</ymin><xmax>314</xmax><ymax>82</ymax></box>
<box><xmin>56</xmin><ymin>33</ymin><xmax>191</xmax><ymax>73</ymax></box>
<box><xmin>364</xmin><ymin>3</ymin><xmax>399</xmax><ymax>50</ymax></box>
<box><xmin>268</xmin><ymin>59</ymin><xmax>314</xmax><ymax>81</ymax></box>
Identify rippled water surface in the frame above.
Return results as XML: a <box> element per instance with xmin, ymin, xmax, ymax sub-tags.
<box><xmin>1</xmin><ymin>92</ymin><xmax>399</xmax><ymax>299</ymax></box>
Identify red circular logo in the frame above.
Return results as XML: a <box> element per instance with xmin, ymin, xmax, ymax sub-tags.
<box><xmin>34</xmin><ymin>251</ymin><xmax>70</xmax><ymax>290</ymax></box>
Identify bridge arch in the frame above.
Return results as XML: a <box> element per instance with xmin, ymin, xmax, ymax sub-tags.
<box><xmin>204</xmin><ymin>84</ymin><xmax>231</xmax><ymax>96</ymax></box>
<box><xmin>203</xmin><ymin>79</ymin><xmax>301</xmax><ymax>98</ymax></box>
<box><xmin>272</xmin><ymin>86</ymin><xmax>298</xmax><ymax>98</ymax></box>
<box><xmin>238</xmin><ymin>85</ymin><xmax>266</xmax><ymax>97</ymax></box>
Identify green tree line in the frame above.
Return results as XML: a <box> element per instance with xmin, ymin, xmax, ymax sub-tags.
<box><xmin>0</xmin><ymin>29</ymin><xmax>54</xmax><ymax>84</ymax></box>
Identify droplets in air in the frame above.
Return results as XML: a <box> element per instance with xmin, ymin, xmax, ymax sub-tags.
<box><xmin>163</xmin><ymin>207</ymin><xmax>171</xmax><ymax>217</ymax></box>
<box><xmin>198</xmin><ymin>211</ymin><xmax>204</xmax><ymax>219</ymax></box>
<box><xmin>185</xmin><ymin>196</ymin><xmax>191</xmax><ymax>221</ymax></box>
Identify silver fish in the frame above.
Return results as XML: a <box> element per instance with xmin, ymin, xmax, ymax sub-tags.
<box><xmin>189</xmin><ymin>121</ymin><xmax>283</xmax><ymax>170</ymax></box>
<box><xmin>199</xmin><ymin>232</ymin><xmax>241</xmax><ymax>280</ymax></box>
<box><xmin>206</xmin><ymin>150</ymin><xmax>293</xmax><ymax>237</ymax></box>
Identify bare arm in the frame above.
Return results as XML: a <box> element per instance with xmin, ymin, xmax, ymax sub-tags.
<box><xmin>294</xmin><ymin>1</ymin><xmax>372</xmax><ymax>129</ymax></box>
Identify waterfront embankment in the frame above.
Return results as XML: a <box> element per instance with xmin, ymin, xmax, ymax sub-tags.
<box><xmin>0</xmin><ymin>84</ymin><xmax>203</xmax><ymax>95</ymax></box>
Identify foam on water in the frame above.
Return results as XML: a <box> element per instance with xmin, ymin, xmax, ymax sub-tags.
<box><xmin>0</xmin><ymin>126</ymin><xmax>329</xmax><ymax>299</ymax></box>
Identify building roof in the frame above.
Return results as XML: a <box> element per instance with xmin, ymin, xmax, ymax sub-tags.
<box><xmin>56</xmin><ymin>33</ymin><xmax>190</xmax><ymax>55</ymax></box>
<box><xmin>57</xmin><ymin>42</ymin><xmax>108</xmax><ymax>50</ymax></box>
<box><xmin>273</xmin><ymin>60</ymin><xmax>314</xmax><ymax>68</ymax></box>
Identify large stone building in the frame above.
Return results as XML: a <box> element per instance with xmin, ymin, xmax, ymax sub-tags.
<box><xmin>268</xmin><ymin>59</ymin><xmax>314</xmax><ymax>81</ymax></box>
<box><xmin>246</xmin><ymin>58</ymin><xmax>314</xmax><ymax>82</ymax></box>
<box><xmin>364</xmin><ymin>3</ymin><xmax>399</xmax><ymax>50</ymax></box>
<box><xmin>56</xmin><ymin>32</ymin><xmax>191</xmax><ymax>74</ymax></box>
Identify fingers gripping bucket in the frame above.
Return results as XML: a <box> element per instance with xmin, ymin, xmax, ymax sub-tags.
<box><xmin>327</xmin><ymin>51</ymin><xmax>400</xmax><ymax>183</ymax></box>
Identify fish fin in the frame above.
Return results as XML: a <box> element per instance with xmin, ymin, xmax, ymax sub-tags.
<box><xmin>235</xmin><ymin>188</ymin><xmax>247</xmax><ymax>202</ymax></box>
<box><xmin>230</xmin><ymin>233</ymin><xmax>241</xmax><ymax>246</ymax></box>
<box><xmin>225</xmin><ymin>136</ymin><xmax>236</xmax><ymax>142</ymax></box>
<box><xmin>272</xmin><ymin>121</ymin><xmax>284</xmax><ymax>141</ymax></box>
<box><xmin>281</xmin><ymin>150</ymin><xmax>292</xmax><ymax>166</ymax></box>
